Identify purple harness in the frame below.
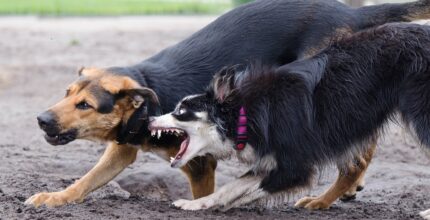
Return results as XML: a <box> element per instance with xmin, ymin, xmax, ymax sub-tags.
<box><xmin>235</xmin><ymin>107</ymin><xmax>248</xmax><ymax>151</ymax></box>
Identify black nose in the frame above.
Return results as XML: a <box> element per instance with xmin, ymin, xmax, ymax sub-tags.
<box><xmin>37</xmin><ymin>111</ymin><xmax>57</xmax><ymax>132</ymax></box>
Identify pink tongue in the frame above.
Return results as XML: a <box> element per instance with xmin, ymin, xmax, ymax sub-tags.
<box><xmin>175</xmin><ymin>139</ymin><xmax>188</xmax><ymax>159</ymax></box>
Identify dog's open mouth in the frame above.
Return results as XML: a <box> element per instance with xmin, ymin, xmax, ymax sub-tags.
<box><xmin>149</xmin><ymin>127</ymin><xmax>189</xmax><ymax>167</ymax></box>
<box><xmin>44</xmin><ymin>129</ymin><xmax>77</xmax><ymax>146</ymax></box>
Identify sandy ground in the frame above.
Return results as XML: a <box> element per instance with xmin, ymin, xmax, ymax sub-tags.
<box><xmin>0</xmin><ymin>16</ymin><xmax>429</xmax><ymax>220</ymax></box>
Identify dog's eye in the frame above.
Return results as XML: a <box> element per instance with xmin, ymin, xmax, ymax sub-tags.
<box><xmin>178</xmin><ymin>108</ymin><xmax>186</xmax><ymax>115</ymax></box>
<box><xmin>76</xmin><ymin>101</ymin><xmax>92</xmax><ymax>110</ymax></box>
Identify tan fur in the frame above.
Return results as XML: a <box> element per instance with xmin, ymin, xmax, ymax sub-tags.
<box><xmin>26</xmin><ymin>142</ymin><xmax>138</xmax><ymax>207</ymax></box>
<box><xmin>302</xmin><ymin>27</ymin><xmax>353</xmax><ymax>58</ymax></box>
<box><xmin>181</xmin><ymin>156</ymin><xmax>217</xmax><ymax>199</ymax></box>
<box><xmin>25</xmin><ymin>68</ymin><xmax>216</xmax><ymax>208</ymax></box>
<box><xmin>295</xmin><ymin>141</ymin><xmax>376</xmax><ymax>210</ymax></box>
<box><xmin>404</xmin><ymin>3</ymin><xmax>430</xmax><ymax>21</ymax></box>
<box><xmin>142</xmin><ymin>139</ymin><xmax>217</xmax><ymax>199</ymax></box>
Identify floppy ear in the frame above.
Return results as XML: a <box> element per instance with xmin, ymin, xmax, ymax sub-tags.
<box><xmin>100</xmin><ymin>75</ymin><xmax>160</xmax><ymax>110</ymax></box>
<box><xmin>98</xmin><ymin>75</ymin><xmax>162</xmax><ymax>145</ymax></box>
<box><xmin>116</xmin><ymin>87</ymin><xmax>162</xmax><ymax>145</ymax></box>
<box><xmin>122</xmin><ymin>87</ymin><xmax>160</xmax><ymax>109</ymax></box>
<box><xmin>212</xmin><ymin>66</ymin><xmax>238</xmax><ymax>102</ymax></box>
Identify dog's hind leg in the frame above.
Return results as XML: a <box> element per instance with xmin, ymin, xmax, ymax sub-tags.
<box><xmin>180</xmin><ymin>155</ymin><xmax>217</xmax><ymax>199</ymax></box>
<box><xmin>173</xmin><ymin>174</ymin><xmax>265</xmax><ymax>211</ymax></box>
<box><xmin>340</xmin><ymin>139</ymin><xmax>377</xmax><ymax>201</ymax></box>
<box><xmin>295</xmin><ymin>142</ymin><xmax>376</xmax><ymax>210</ymax></box>
<box><xmin>339</xmin><ymin>166</ymin><xmax>367</xmax><ymax>202</ymax></box>
<box><xmin>25</xmin><ymin>142</ymin><xmax>138</xmax><ymax>208</ymax></box>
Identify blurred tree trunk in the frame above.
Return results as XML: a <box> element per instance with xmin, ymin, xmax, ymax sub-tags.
<box><xmin>344</xmin><ymin>0</ymin><xmax>366</xmax><ymax>7</ymax></box>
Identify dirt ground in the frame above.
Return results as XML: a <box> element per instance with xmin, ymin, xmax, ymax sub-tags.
<box><xmin>0</xmin><ymin>16</ymin><xmax>429</xmax><ymax>220</ymax></box>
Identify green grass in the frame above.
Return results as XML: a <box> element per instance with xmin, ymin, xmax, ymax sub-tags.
<box><xmin>0</xmin><ymin>0</ymin><xmax>233</xmax><ymax>15</ymax></box>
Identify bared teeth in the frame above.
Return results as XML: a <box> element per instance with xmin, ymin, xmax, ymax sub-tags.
<box><xmin>151</xmin><ymin>128</ymin><xmax>185</xmax><ymax>138</ymax></box>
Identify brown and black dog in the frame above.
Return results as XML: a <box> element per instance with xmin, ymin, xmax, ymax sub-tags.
<box><xmin>25</xmin><ymin>0</ymin><xmax>430</xmax><ymax>209</ymax></box>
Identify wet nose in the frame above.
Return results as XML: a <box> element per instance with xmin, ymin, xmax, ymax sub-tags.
<box><xmin>37</xmin><ymin>111</ymin><xmax>56</xmax><ymax>130</ymax></box>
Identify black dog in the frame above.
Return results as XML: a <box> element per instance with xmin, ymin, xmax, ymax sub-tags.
<box><xmin>150</xmin><ymin>23</ymin><xmax>430</xmax><ymax>211</ymax></box>
<box><xmin>28</xmin><ymin>0</ymin><xmax>430</xmax><ymax>208</ymax></box>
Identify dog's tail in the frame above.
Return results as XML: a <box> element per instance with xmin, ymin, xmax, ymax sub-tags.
<box><xmin>356</xmin><ymin>0</ymin><xmax>430</xmax><ymax>29</ymax></box>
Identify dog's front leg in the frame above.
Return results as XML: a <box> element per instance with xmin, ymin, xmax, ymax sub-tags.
<box><xmin>421</xmin><ymin>209</ymin><xmax>430</xmax><ymax>220</ymax></box>
<box><xmin>180</xmin><ymin>155</ymin><xmax>217</xmax><ymax>199</ymax></box>
<box><xmin>25</xmin><ymin>142</ymin><xmax>138</xmax><ymax>208</ymax></box>
<box><xmin>173</xmin><ymin>175</ymin><xmax>264</xmax><ymax>211</ymax></box>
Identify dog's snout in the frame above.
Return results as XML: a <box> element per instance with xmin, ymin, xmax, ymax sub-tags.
<box><xmin>37</xmin><ymin>111</ymin><xmax>57</xmax><ymax>132</ymax></box>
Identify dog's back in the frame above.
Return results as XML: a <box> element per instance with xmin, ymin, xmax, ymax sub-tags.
<box><xmin>135</xmin><ymin>0</ymin><xmax>430</xmax><ymax>113</ymax></box>
<box><xmin>314</xmin><ymin>23</ymin><xmax>430</xmax><ymax>151</ymax></box>
<box><xmin>248</xmin><ymin>23</ymin><xmax>430</xmax><ymax>165</ymax></box>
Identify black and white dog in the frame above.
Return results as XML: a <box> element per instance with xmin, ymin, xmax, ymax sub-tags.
<box><xmin>150</xmin><ymin>23</ymin><xmax>430</xmax><ymax>211</ymax></box>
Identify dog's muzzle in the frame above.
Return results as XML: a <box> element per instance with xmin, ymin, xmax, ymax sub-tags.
<box><xmin>37</xmin><ymin>111</ymin><xmax>77</xmax><ymax>146</ymax></box>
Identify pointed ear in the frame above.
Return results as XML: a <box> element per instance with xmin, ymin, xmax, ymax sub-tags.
<box><xmin>282</xmin><ymin>56</ymin><xmax>327</xmax><ymax>90</ymax></box>
<box><xmin>211</xmin><ymin>66</ymin><xmax>237</xmax><ymax>102</ymax></box>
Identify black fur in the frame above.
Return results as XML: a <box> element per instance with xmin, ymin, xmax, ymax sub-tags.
<box><xmin>100</xmin><ymin>0</ymin><xmax>430</xmax><ymax>144</ymax></box>
<box><xmin>115</xmin><ymin>90</ymin><xmax>161</xmax><ymax>145</ymax></box>
<box><xmin>90</xmin><ymin>86</ymin><xmax>116</xmax><ymax>114</ymax></box>
<box><xmin>194</xmin><ymin>23</ymin><xmax>430</xmax><ymax>195</ymax></box>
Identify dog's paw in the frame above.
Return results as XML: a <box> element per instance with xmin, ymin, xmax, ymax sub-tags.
<box><xmin>294</xmin><ymin>196</ymin><xmax>331</xmax><ymax>210</ymax></box>
<box><xmin>172</xmin><ymin>199</ymin><xmax>212</xmax><ymax>211</ymax></box>
<box><xmin>420</xmin><ymin>209</ymin><xmax>430</xmax><ymax>220</ymax></box>
<box><xmin>340</xmin><ymin>180</ymin><xmax>363</xmax><ymax>202</ymax></box>
<box><xmin>25</xmin><ymin>191</ymin><xmax>82</xmax><ymax>208</ymax></box>
<box><xmin>339</xmin><ymin>193</ymin><xmax>356</xmax><ymax>202</ymax></box>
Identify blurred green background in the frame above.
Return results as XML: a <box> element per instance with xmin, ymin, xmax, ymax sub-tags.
<box><xmin>0</xmin><ymin>0</ymin><xmax>410</xmax><ymax>15</ymax></box>
<box><xmin>0</xmin><ymin>0</ymin><xmax>253</xmax><ymax>15</ymax></box>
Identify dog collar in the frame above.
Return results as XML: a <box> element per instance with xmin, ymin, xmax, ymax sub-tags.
<box><xmin>235</xmin><ymin>107</ymin><xmax>248</xmax><ymax>151</ymax></box>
